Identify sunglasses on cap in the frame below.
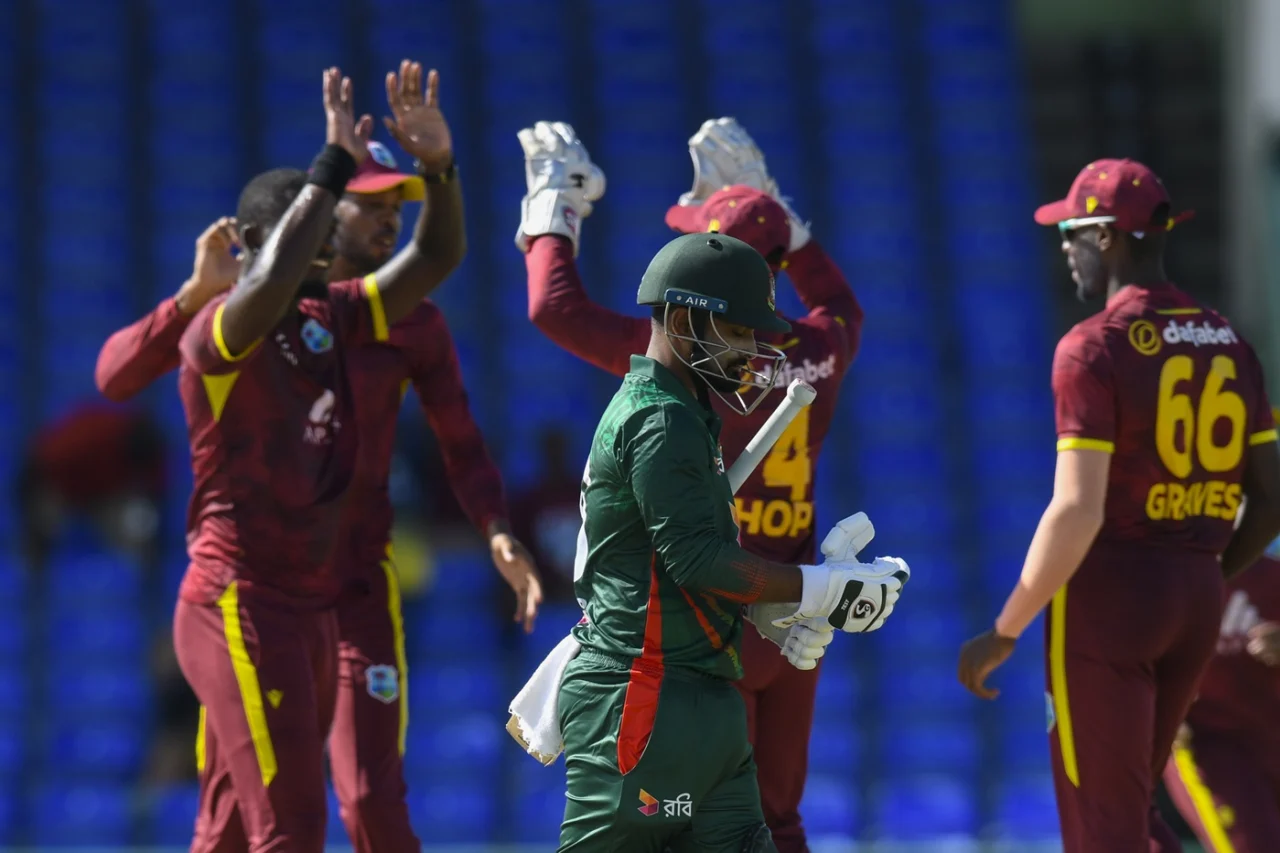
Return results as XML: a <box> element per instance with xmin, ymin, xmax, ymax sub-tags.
<box><xmin>1057</xmin><ymin>216</ymin><xmax>1116</xmax><ymax>239</ymax></box>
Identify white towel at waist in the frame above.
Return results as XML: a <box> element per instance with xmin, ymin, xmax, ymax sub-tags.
<box><xmin>506</xmin><ymin>631</ymin><xmax>582</xmax><ymax>765</ymax></box>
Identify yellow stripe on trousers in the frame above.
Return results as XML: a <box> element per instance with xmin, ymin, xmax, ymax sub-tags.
<box><xmin>217</xmin><ymin>582</ymin><xmax>278</xmax><ymax>787</ymax></box>
<box><xmin>195</xmin><ymin>705</ymin><xmax>207</xmax><ymax>773</ymax></box>
<box><xmin>1049</xmin><ymin>587</ymin><xmax>1079</xmax><ymax>786</ymax></box>
<box><xmin>382</xmin><ymin>546</ymin><xmax>410</xmax><ymax>757</ymax></box>
<box><xmin>1172</xmin><ymin>743</ymin><xmax>1237</xmax><ymax>852</ymax></box>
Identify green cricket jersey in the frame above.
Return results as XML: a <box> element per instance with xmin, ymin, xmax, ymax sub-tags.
<box><xmin>572</xmin><ymin>355</ymin><xmax>761</xmax><ymax>681</ymax></box>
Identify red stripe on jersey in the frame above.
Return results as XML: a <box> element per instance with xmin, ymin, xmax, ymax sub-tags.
<box><xmin>616</xmin><ymin>556</ymin><xmax>664</xmax><ymax>776</ymax></box>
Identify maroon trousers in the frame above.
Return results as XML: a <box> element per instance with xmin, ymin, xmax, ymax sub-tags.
<box><xmin>1045</xmin><ymin>555</ymin><xmax>1222</xmax><ymax>853</ymax></box>
<box><xmin>328</xmin><ymin>558</ymin><xmax>420</xmax><ymax>853</ymax></box>
<box><xmin>735</xmin><ymin>625</ymin><xmax>820</xmax><ymax>853</ymax></box>
<box><xmin>175</xmin><ymin>585</ymin><xmax>337</xmax><ymax>853</ymax></box>
<box><xmin>1163</xmin><ymin>727</ymin><xmax>1280</xmax><ymax>852</ymax></box>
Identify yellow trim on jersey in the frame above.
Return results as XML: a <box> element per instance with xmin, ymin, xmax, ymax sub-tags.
<box><xmin>1172</xmin><ymin>743</ymin><xmax>1237</xmax><ymax>852</ymax></box>
<box><xmin>195</xmin><ymin>705</ymin><xmax>207</xmax><ymax>773</ymax></box>
<box><xmin>1156</xmin><ymin>307</ymin><xmax>1203</xmax><ymax>316</ymax></box>
<box><xmin>217</xmin><ymin>582</ymin><xmax>277</xmax><ymax>788</ymax></box>
<box><xmin>1249</xmin><ymin>428</ymin><xmax>1278</xmax><ymax>446</ymax></box>
<box><xmin>1056</xmin><ymin>437</ymin><xmax>1115</xmax><ymax>454</ymax></box>
<box><xmin>363</xmin><ymin>274</ymin><xmax>389</xmax><ymax>342</ymax></box>
<box><xmin>1049</xmin><ymin>588</ymin><xmax>1079</xmax><ymax>787</ymax></box>
<box><xmin>212</xmin><ymin>303</ymin><xmax>261</xmax><ymax>362</ymax></box>
<box><xmin>201</xmin><ymin>372</ymin><xmax>241</xmax><ymax>423</ymax></box>
<box><xmin>382</xmin><ymin>545</ymin><xmax>410</xmax><ymax>757</ymax></box>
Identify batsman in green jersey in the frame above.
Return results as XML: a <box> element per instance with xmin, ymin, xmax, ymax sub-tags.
<box><xmin>555</xmin><ymin>231</ymin><xmax>913</xmax><ymax>852</ymax></box>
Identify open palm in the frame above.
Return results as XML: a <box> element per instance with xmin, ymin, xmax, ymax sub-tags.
<box><xmin>383</xmin><ymin>60</ymin><xmax>453</xmax><ymax>172</ymax></box>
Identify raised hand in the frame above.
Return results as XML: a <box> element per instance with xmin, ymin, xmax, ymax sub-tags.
<box><xmin>322</xmin><ymin>67</ymin><xmax>373</xmax><ymax>162</ymax></box>
<box><xmin>383</xmin><ymin>61</ymin><xmax>453</xmax><ymax>173</ymax></box>
<box><xmin>176</xmin><ymin>216</ymin><xmax>241</xmax><ymax>316</ymax></box>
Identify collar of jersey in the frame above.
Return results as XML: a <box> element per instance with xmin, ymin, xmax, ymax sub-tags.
<box><xmin>1106</xmin><ymin>281</ymin><xmax>1181</xmax><ymax>310</ymax></box>
<box><xmin>628</xmin><ymin>355</ymin><xmax>720</xmax><ymax>429</ymax></box>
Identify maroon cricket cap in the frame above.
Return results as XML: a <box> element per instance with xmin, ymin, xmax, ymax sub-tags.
<box><xmin>1034</xmin><ymin>159</ymin><xmax>1194</xmax><ymax>235</ymax></box>
<box><xmin>345</xmin><ymin>140</ymin><xmax>425</xmax><ymax>201</ymax></box>
<box><xmin>665</xmin><ymin>186</ymin><xmax>791</xmax><ymax>264</ymax></box>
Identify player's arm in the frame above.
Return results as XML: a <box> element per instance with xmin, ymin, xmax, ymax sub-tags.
<box><xmin>785</xmin><ymin>240</ymin><xmax>864</xmax><ymax>373</ymax></box>
<box><xmin>995</xmin><ymin>330</ymin><xmax>1116</xmax><ymax>639</ymax></box>
<box><xmin>407</xmin><ymin>308</ymin><xmax>508</xmax><ymax>537</ymax></box>
<box><xmin>219</xmin><ymin>70</ymin><xmax>370</xmax><ymax>358</ymax></box>
<box><xmin>1222</xmin><ymin>392</ymin><xmax>1280</xmax><ymax>578</ymax></box>
<box><xmin>97</xmin><ymin>217</ymin><xmax>242</xmax><ymax>399</ymax></box>
<box><xmin>366</xmin><ymin>63</ymin><xmax>464</xmax><ymax>327</ymax></box>
<box><xmin>628</xmin><ymin>407</ymin><xmax>805</xmax><ymax>604</ymax></box>
<box><xmin>525</xmin><ymin>234</ymin><xmax>652</xmax><ymax>378</ymax></box>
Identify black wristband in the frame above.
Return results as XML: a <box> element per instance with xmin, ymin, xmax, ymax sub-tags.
<box><xmin>414</xmin><ymin>158</ymin><xmax>457</xmax><ymax>184</ymax></box>
<box><xmin>307</xmin><ymin>144</ymin><xmax>358</xmax><ymax>198</ymax></box>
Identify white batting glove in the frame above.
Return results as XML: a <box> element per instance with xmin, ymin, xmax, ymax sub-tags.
<box><xmin>515</xmin><ymin>121</ymin><xmax>606</xmax><ymax>257</ymax></box>
<box><xmin>745</xmin><ymin>607</ymin><xmax>835</xmax><ymax>671</ymax></box>
<box><xmin>821</xmin><ymin>512</ymin><xmax>876</xmax><ymax>562</ymax></box>
<box><xmin>678</xmin><ymin>117</ymin><xmax>811</xmax><ymax>252</ymax></box>
<box><xmin>773</xmin><ymin>557</ymin><xmax>911</xmax><ymax>633</ymax></box>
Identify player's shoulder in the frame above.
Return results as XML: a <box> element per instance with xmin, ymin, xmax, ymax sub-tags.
<box><xmin>391</xmin><ymin>299</ymin><xmax>443</xmax><ymax>334</ymax></box>
<box><xmin>1055</xmin><ymin>312</ymin><xmax>1111</xmax><ymax>363</ymax></box>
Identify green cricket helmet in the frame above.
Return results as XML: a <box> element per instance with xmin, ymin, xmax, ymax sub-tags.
<box><xmin>636</xmin><ymin>232</ymin><xmax>790</xmax><ymax>415</ymax></box>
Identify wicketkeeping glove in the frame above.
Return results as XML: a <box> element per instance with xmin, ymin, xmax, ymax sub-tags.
<box><xmin>773</xmin><ymin>556</ymin><xmax>911</xmax><ymax>633</ymax></box>
<box><xmin>515</xmin><ymin>121</ymin><xmax>606</xmax><ymax>257</ymax></box>
<box><xmin>745</xmin><ymin>606</ymin><xmax>835</xmax><ymax>672</ymax></box>
<box><xmin>678</xmin><ymin>117</ymin><xmax>811</xmax><ymax>252</ymax></box>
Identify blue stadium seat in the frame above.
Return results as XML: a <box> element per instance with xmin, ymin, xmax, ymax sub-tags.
<box><xmin>47</xmin><ymin>553</ymin><xmax>141</xmax><ymax>608</ymax></box>
<box><xmin>872</xmin><ymin>774</ymin><xmax>979</xmax><ymax>841</ymax></box>
<box><xmin>429</xmin><ymin>551</ymin><xmax>499</xmax><ymax>599</ymax></box>
<box><xmin>999</xmin><ymin>720</ymin><xmax>1053</xmax><ymax>776</ymax></box>
<box><xmin>406</xmin><ymin>712</ymin><xmax>504</xmax><ymax>775</ymax></box>
<box><xmin>405</xmin><ymin>781</ymin><xmax>498</xmax><ymax>844</ymax></box>
<box><xmin>0</xmin><ymin>617</ymin><xmax>25</xmax><ymax>658</ymax></box>
<box><xmin>0</xmin><ymin>787</ymin><xmax>18</xmax><ymax>844</ymax></box>
<box><xmin>147</xmin><ymin>782</ymin><xmax>199</xmax><ymax>845</ymax></box>
<box><xmin>991</xmin><ymin>775</ymin><xmax>1059</xmax><ymax>840</ymax></box>
<box><xmin>46</xmin><ymin>612</ymin><xmax>146</xmax><ymax>660</ymax></box>
<box><xmin>878</xmin><ymin>664</ymin><xmax>971</xmax><ymax>716</ymax></box>
<box><xmin>0</xmin><ymin>727</ymin><xmax>25</xmax><ymax>784</ymax></box>
<box><xmin>409</xmin><ymin>665</ymin><xmax>504</xmax><ymax>716</ymax></box>
<box><xmin>413</xmin><ymin>609</ymin><xmax>502</xmax><ymax>661</ymax></box>
<box><xmin>326</xmin><ymin>786</ymin><xmax>348</xmax><ymax>846</ymax></box>
<box><xmin>0</xmin><ymin>666</ymin><xmax>26</xmax><ymax>720</ymax></box>
<box><xmin>512</xmin><ymin>757</ymin><xmax>566</xmax><ymax>844</ymax></box>
<box><xmin>807</xmin><ymin>723</ymin><xmax>861</xmax><ymax>775</ymax></box>
<box><xmin>45</xmin><ymin>720</ymin><xmax>146</xmax><ymax>780</ymax></box>
<box><xmin>879</xmin><ymin>717</ymin><xmax>979</xmax><ymax>777</ymax></box>
<box><xmin>51</xmin><ymin>664</ymin><xmax>150</xmax><ymax>719</ymax></box>
<box><xmin>799</xmin><ymin>773</ymin><xmax>858</xmax><ymax>837</ymax></box>
<box><xmin>31</xmin><ymin>784</ymin><xmax>132</xmax><ymax>846</ymax></box>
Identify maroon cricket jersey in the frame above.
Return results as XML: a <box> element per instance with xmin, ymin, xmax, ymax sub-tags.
<box><xmin>177</xmin><ymin>279</ymin><xmax>383</xmax><ymax>608</ymax></box>
<box><xmin>338</xmin><ymin>281</ymin><xmax>508</xmax><ymax>577</ymax></box>
<box><xmin>526</xmin><ymin>234</ymin><xmax>863</xmax><ymax>565</ymax></box>
<box><xmin>1185</xmin><ymin>556</ymin><xmax>1280</xmax><ymax>747</ymax></box>
<box><xmin>1054</xmin><ymin>283</ymin><xmax>1275</xmax><ymax>556</ymax></box>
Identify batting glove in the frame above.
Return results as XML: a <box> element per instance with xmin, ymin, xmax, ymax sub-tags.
<box><xmin>774</xmin><ymin>557</ymin><xmax>911</xmax><ymax>633</ymax></box>
<box><xmin>745</xmin><ymin>606</ymin><xmax>835</xmax><ymax>671</ymax></box>
<box><xmin>820</xmin><ymin>512</ymin><xmax>876</xmax><ymax>562</ymax></box>
<box><xmin>515</xmin><ymin>121</ymin><xmax>606</xmax><ymax>257</ymax></box>
<box><xmin>678</xmin><ymin>117</ymin><xmax>811</xmax><ymax>252</ymax></box>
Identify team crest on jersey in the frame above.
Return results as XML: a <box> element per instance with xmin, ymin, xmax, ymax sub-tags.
<box><xmin>368</xmin><ymin>141</ymin><xmax>398</xmax><ymax>169</ymax></box>
<box><xmin>366</xmin><ymin>664</ymin><xmax>399</xmax><ymax>704</ymax></box>
<box><xmin>301</xmin><ymin>318</ymin><xmax>333</xmax><ymax>353</ymax></box>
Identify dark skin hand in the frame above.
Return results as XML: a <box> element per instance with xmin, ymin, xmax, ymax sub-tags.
<box><xmin>958</xmin><ymin>629</ymin><xmax>1018</xmax><ymax>700</ymax></box>
<box><xmin>218</xmin><ymin>67</ymin><xmax>373</xmax><ymax>357</ymax></box>
<box><xmin>368</xmin><ymin>61</ymin><xmax>467</xmax><ymax>325</ymax></box>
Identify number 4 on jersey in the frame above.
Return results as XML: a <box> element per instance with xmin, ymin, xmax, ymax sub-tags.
<box><xmin>762</xmin><ymin>407</ymin><xmax>812</xmax><ymax>501</ymax></box>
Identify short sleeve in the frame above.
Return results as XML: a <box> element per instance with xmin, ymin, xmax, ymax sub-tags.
<box><xmin>1052</xmin><ymin>326</ymin><xmax>1116</xmax><ymax>453</ymax></box>
<box><xmin>328</xmin><ymin>275</ymin><xmax>390</xmax><ymax>347</ymax></box>
<box><xmin>1243</xmin><ymin>342</ymin><xmax>1278</xmax><ymax>447</ymax></box>
<box><xmin>179</xmin><ymin>296</ymin><xmax>263</xmax><ymax>376</ymax></box>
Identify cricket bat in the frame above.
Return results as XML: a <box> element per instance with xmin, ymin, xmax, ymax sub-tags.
<box><xmin>726</xmin><ymin>379</ymin><xmax>818</xmax><ymax>494</ymax></box>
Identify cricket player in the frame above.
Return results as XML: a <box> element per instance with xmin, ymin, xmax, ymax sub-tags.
<box><xmin>98</xmin><ymin>67</ymin><xmax>538</xmax><ymax>853</ymax></box>
<box><xmin>957</xmin><ymin>159</ymin><xmax>1280</xmax><ymax>853</ymax></box>
<box><xmin>517</xmin><ymin>119</ymin><xmax>861</xmax><ymax>852</ymax></box>
<box><xmin>536</xmin><ymin>226</ymin><xmax>909</xmax><ymax>851</ymax></box>
<box><xmin>171</xmin><ymin>64</ymin><xmax>475</xmax><ymax>853</ymax></box>
<box><xmin>1162</xmin><ymin>527</ymin><xmax>1280</xmax><ymax>852</ymax></box>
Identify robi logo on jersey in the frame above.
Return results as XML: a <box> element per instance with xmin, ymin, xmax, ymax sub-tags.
<box><xmin>762</xmin><ymin>354</ymin><xmax>836</xmax><ymax>387</ymax></box>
